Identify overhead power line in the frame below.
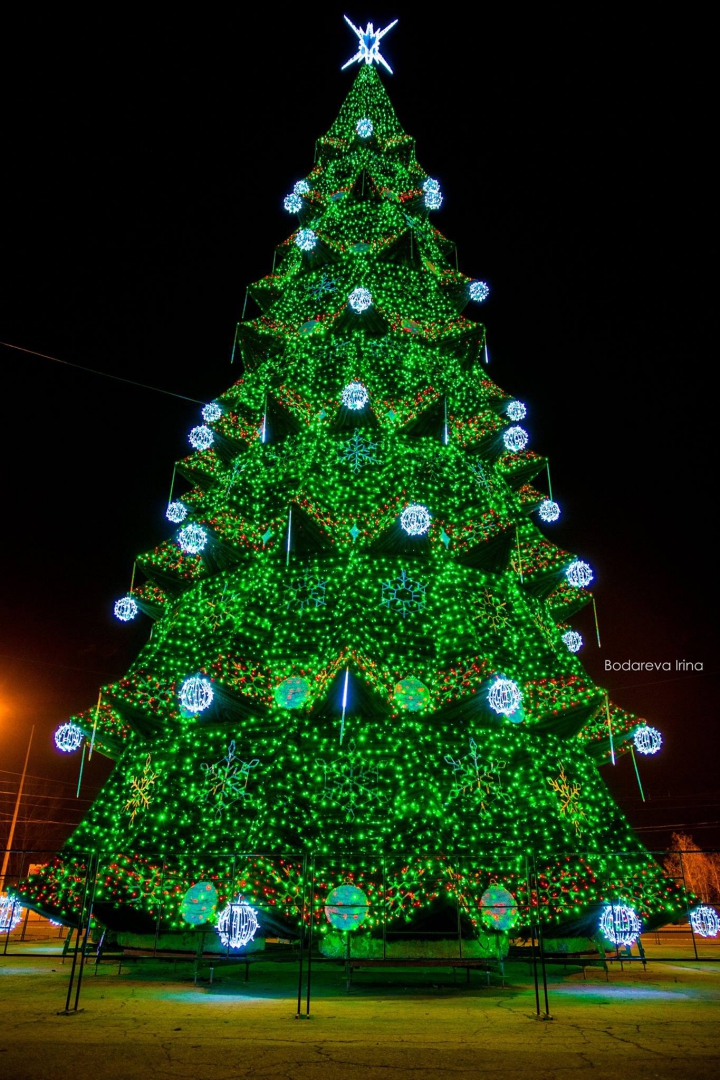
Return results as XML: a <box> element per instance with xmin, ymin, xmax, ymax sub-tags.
<box><xmin>0</xmin><ymin>340</ymin><xmax>205</xmax><ymax>404</ymax></box>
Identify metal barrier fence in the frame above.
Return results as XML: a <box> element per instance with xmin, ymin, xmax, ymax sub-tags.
<box><xmin>1</xmin><ymin>847</ymin><xmax>718</xmax><ymax>1018</ymax></box>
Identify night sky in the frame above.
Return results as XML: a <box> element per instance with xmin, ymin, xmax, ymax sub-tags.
<box><xmin>1</xmin><ymin>9</ymin><xmax>716</xmax><ymax>852</ymax></box>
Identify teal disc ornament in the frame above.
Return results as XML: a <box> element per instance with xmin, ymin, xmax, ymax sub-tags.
<box><xmin>274</xmin><ymin>677</ymin><xmax>311</xmax><ymax>709</ymax></box>
<box><xmin>480</xmin><ymin>886</ymin><xmax>518</xmax><ymax>931</ymax></box>
<box><xmin>180</xmin><ymin>882</ymin><xmax>218</xmax><ymax>926</ymax></box>
<box><xmin>394</xmin><ymin>677</ymin><xmax>430</xmax><ymax>712</ymax></box>
<box><xmin>325</xmin><ymin>885</ymin><xmax>369</xmax><ymax>930</ymax></box>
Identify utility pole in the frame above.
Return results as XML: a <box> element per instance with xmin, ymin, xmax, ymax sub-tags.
<box><xmin>0</xmin><ymin>725</ymin><xmax>34</xmax><ymax>891</ymax></box>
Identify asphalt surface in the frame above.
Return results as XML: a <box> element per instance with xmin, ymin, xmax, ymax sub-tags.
<box><xmin>2</xmin><ymin>943</ymin><xmax>720</xmax><ymax>1079</ymax></box>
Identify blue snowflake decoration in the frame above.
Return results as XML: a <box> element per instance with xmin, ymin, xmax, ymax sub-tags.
<box><xmin>283</xmin><ymin>192</ymin><xmax>303</xmax><ymax>213</ymax></box>
<box><xmin>503</xmin><ymin>426</ymin><xmax>529</xmax><ymax>453</ymax></box>
<box><xmin>342</xmin><ymin>431</ymin><xmax>378</xmax><ymax>473</ymax></box>
<box><xmin>562</xmin><ymin>630</ymin><xmax>583</xmax><ymax>653</ymax></box>
<box><xmin>599</xmin><ymin>904</ymin><xmax>642</xmax><ymax>947</ymax></box>
<box><xmin>307</xmin><ymin>270</ymin><xmax>337</xmax><ymax>298</ymax></box>
<box><xmin>202</xmin><ymin>402</ymin><xmax>222</xmax><ymax>423</ymax></box>
<box><xmin>178</xmin><ymin>676</ymin><xmax>214</xmax><ymax>714</ymax></box>
<box><xmin>423</xmin><ymin>177</ymin><xmax>443</xmax><ymax>209</ymax></box>
<box><xmin>400</xmin><ymin>503</ymin><xmax>431</xmax><ymax>536</ymax></box>
<box><xmin>114</xmin><ymin>596</ymin><xmax>139</xmax><ymax>622</ymax></box>
<box><xmin>356</xmin><ymin>117</ymin><xmax>374</xmax><ymax>139</ymax></box>
<box><xmin>690</xmin><ymin>906</ymin><xmax>720</xmax><ymax>938</ymax></box>
<box><xmin>348</xmin><ymin>287</ymin><xmax>372</xmax><ymax>313</ymax></box>
<box><xmin>295</xmin><ymin>228</ymin><xmax>318</xmax><ymax>251</ymax></box>
<box><xmin>274</xmin><ymin>677</ymin><xmax>311</xmax><ymax>710</ymax></box>
<box><xmin>633</xmin><ymin>725</ymin><xmax>662</xmax><ymax>755</ymax></box>
<box><xmin>293</xmin><ymin>179</ymin><xmax>310</xmax><ymax>195</ymax></box>
<box><xmin>166</xmin><ymin>501</ymin><xmax>188</xmax><ymax>524</ymax></box>
<box><xmin>566</xmin><ymin>560</ymin><xmax>593</xmax><ymax>588</ymax></box>
<box><xmin>381</xmin><ymin>569</ymin><xmax>427</xmax><ymax>619</ymax></box>
<box><xmin>506</xmin><ymin>400</ymin><xmax>527</xmax><ymax>421</ymax></box>
<box><xmin>488</xmin><ymin>678</ymin><xmax>522</xmax><ymax>717</ymax></box>
<box><xmin>287</xmin><ymin>569</ymin><xmax>327</xmax><ymax>612</ymax></box>
<box><xmin>341</xmin><ymin>381</ymin><xmax>369</xmax><ymax>410</ymax></box>
<box><xmin>325</xmin><ymin>885</ymin><xmax>369</xmax><ymax>930</ymax></box>
<box><xmin>54</xmin><ymin>722</ymin><xmax>84</xmax><ymax>753</ymax></box>
<box><xmin>469</xmin><ymin>280</ymin><xmax>490</xmax><ymax>302</ymax></box>
<box><xmin>189</xmin><ymin>425</ymin><xmax>214</xmax><ymax>451</ymax></box>
<box><xmin>178</xmin><ymin>524</ymin><xmax>208</xmax><ymax>555</ymax></box>
<box><xmin>538</xmin><ymin>499</ymin><xmax>561</xmax><ymax>522</ymax></box>
<box><xmin>480</xmin><ymin>886</ymin><xmax>518</xmax><ymax>931</ymax></box>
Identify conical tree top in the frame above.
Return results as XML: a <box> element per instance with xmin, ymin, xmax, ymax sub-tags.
<box><xmin>326</xmin><ymin>65</ymin><xmax>406</xmax><ymax>143</ymax></box>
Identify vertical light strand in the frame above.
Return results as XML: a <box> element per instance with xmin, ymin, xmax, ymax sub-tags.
<box><xmin>340</xmin><ymin>667</ymin><xmax>350</xmax><ymax>745</ymax></box>
<box><xmin>592</xmin><ymin>597</ymin><xmax>602</xmax><ymax>648</ymax></box>
<box><xmin>286</xmin><ymin>506</ymin><xmax>293</xmax><ymax>568</ymax></box>
<box><xmin>605</xmin><ymin>693</ymin><xmax>615</xmax><ymax>765</ymax></box>
<box><xmin>242</xmin><ymin>289</ymin><xmax>249</xmax><ymax>319</ymax></box>
<box><xmin>130</xmin><ymin>562</ymin><xmax>137</xmax><ymax>593</ymax></box>
<box><xmin>76</xmin><ymin>742</ymin><xmax>87</xmax><ymax>799</ymax></box>
<box><xmin>546</xmin><ymin>462</ymin><xmax>553</xmax><ymax>502</ymax></box>
<box><xmin>630</xmin><ymin>745</ymin><xmax>645</xmax><ymax>802</ymax></box>
<box><xmin>515</xmin><ymin>526</ymin><xmax>524</xmax><ymax>583</ymax></box>
<box><xmin>230</xmin><ymin>321</ymin><xmax>240</xmax><ymax>365</ymax></box>
<box><xmin>88</xmin><ymin>690</ymin><xmax>102</xmax><ymax>760</ymax></box>
<box><xmin>168</xmin><ymin>465</ymin><xmax>176</xmax><ymax>508</ymax></box>
<box><xmin>443</xmin><ymin>397</ymin><xmax>449</xmax><ymax>445</ymax></box>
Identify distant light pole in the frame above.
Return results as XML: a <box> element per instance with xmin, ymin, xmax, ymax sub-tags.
<box><xmin>0</xmin><ymin>725</ymin><xmax>34</xmax><ymax>891</ymax></box>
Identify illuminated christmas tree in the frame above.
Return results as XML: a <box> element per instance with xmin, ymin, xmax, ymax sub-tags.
<box><xmin>18</xmin><ymin>39</ymin><xmax>686</xmax><ymax>945</ymax></box>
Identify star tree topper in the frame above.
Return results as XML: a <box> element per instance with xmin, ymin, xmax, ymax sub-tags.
<box><xmin>342</xmin><ymin>15</ymin><xmax>398</xmax><ymax>73</ymax></box>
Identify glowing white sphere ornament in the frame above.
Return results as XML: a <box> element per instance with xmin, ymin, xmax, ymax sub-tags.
<box><xmin>599</xmin><ymin>904</ymin><xmax>642</xmax><ymax>947</ymax></box>
<box><xmin>633</xmin><ymin>725</ymin><xmax>662</xmax><ymax>756</ymax></box>
<box><xmin>114</xmin><ymin>596</ymin><xmax>139</xmax><ymax>622</ymax></box>
<box><xmin>188</xmin><ymin>425</ymin><xmax>214</xmax><ymax>451</ymax></box>
<box><xmin>202</xmin><ymin>402</ymin><xmax>222</xmax><ymax>423</ymax></box>
<box><xmin>423</xmin><ymin>177</ymin><xmax>443</xmax><ymax>209</ymax></box>
<box><xmin>216</xmin><ymin>898</ymin><xmax>260</xmax><ymax>949</ymax></box>
<box><xmin>295</xmin><ymin>228</ymin><xmax>318</xmax><ymax>252</ymax></box>
<box><xmin>293</xmin><ymin>179</ymin><xmax>310</xmax><ymax>195</ymax></box>
<box><xmin>503</xmin><ymin>426</ymin><xmax>529</xmax><ymax>453</ymax></box>
<box><xmin>341</xmin><ymin>381</ymin><xmax>369</xmax><ymax>410</ymax></box>
<box><xmin>0</xmin><ymin>894</ymin><xmax>23</xmax><ymax>934</ymax></box>
<box><xmin>487</xmin><ymin>678</ymin><xmax>522</xmax><ymax>717</ymax></box>
<box><xmin>55</xmin><ymin>722</ymin><xmax>84</xmax><ymax>753</ymax></box>
<box><xmin>506</xmin><ymin>401</ymin><xmax>527</xmax><ymax>421</ymax></box>
<box><xmin>400</xmin><ymin>503</ymin><xmax>432</xmax><ymax>537</ymax></box>
<box><xmin>690</xmin><ymin>906</ymin><xmax>720</xmax><ymax>938</ymax></box>
<box><xmin>166</xmin><ymin>501</ymin><xmax>188</xmax><ymax>524</ymax></box>
<box><xmin>566</xmin><ymin>560</ymin><xmax>594</xmax><ymax>588</ymax></box>
<box><xmin>178</xmin><ymin>524</ymin><xmax>208</xmax><ymax>555</ymax></box>
<box><xmin>356</xmin><ymin>117</ymin><xmax>373</xmax><ymax>138</ymax></box>
<box><xmin>348</xmin><ymin>287</ymin><xmax>372</xmax><ymax>313</ymax></box>
<box><xmin>178</xmin><ymin>676</ymin><xmax>214</xmax><ymax>714</ymax></box>
<box><xmin>562</xmin><ymin>630</ymin><xmax>583</xmax><ymax>653</ymax></box>
<box><xmin>538</xmin><ymin>499</ymin><xmax>561</xmax><ymax>522</ymax></box>
<box><xmin>283</xmin><ymin>192</ymin><xmax>303</xmax><ymax>213</ymax></box>
<box><xmin>469</xmin><ymin>280</ymin><xmax>490</xmax><ymax>302</ymax></box>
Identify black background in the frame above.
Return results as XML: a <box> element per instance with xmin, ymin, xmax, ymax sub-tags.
<box><xmin>1</xmin><ymin>8</ymin><xmax>716</xmax><ymax>850</ymax></box>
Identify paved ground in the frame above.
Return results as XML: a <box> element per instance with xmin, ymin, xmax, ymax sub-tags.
<box><xmin>1</xmin><ymin>946</ymin><xmax>720</xmax><ymax>1079</ymax></box>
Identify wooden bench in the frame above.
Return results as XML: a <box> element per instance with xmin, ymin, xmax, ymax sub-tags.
<box><xmin>109</xmin><ymin>948</ymin><xmax>254</xmax><ymax>985</ymax></box>
<box><xmin>344</xmin><ymin>957</ymin><xmax>505</xmax><ymax>992</ymax></box>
